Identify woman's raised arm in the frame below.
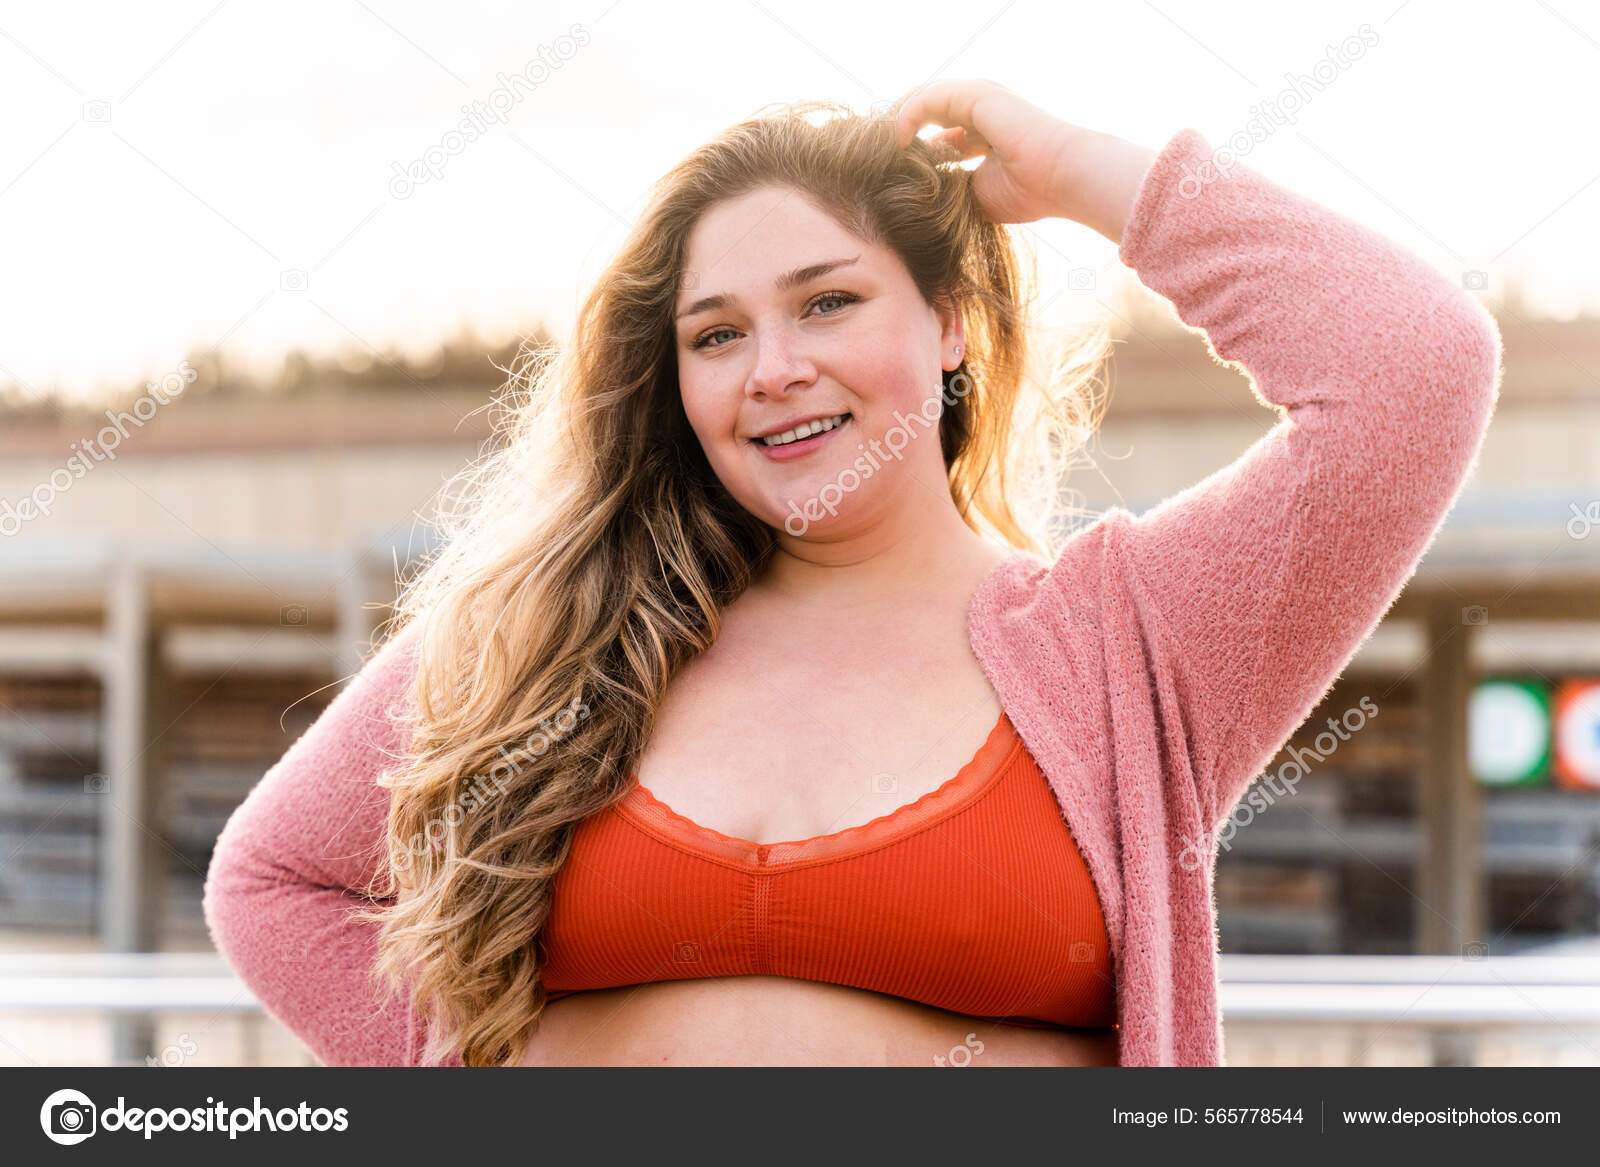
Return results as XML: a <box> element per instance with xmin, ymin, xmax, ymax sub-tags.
<box><xmin>1089</xmin><ymin>127</ymin><xmax>1501</xmax><ymax>832</ymax></box>
<box><xmin>898</xmin><ymin>85</ymin><xmax>1500</xmax><ymax>834</ymax></box>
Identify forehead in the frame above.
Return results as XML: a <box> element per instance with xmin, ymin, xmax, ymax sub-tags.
<box><xmin>678</xmin><ymin>186</ymin><xmax>886</xmax><ymax>293</ymax></box>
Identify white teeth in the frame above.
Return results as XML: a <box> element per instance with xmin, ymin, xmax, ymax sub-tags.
<box><xmin>760</xmin><ymin>413</ymin><xmax>848</xmax><ymax>447</ymax></box>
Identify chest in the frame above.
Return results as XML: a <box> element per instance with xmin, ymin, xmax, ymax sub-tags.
<box><xmin>630</xmin><ymin>610</ymin><xmax>1005</xmax><ymax>846</ymax></box>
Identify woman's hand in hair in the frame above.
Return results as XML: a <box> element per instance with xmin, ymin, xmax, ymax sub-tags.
<box><xmin>886</xmin><ymin>79</ymin><xmax>1155</xmax><ymax>244</ymax></box>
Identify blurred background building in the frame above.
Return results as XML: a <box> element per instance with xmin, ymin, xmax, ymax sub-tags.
<box><xmin>2</xmin><ymin>288</ymin><xmax>1597</xmax><ymax>1067</ymax></box>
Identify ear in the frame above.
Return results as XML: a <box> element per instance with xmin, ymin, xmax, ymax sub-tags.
<box><xmin>937</xmin><ymin>292</ymin><xmax>966</xmax><ymax>372</ymax></box>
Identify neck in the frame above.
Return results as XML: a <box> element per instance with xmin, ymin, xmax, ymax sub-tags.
<box><xmin>754</xmin><ymin>491</ymin><xmax>1000</xmax><ymax>614</ymax></box>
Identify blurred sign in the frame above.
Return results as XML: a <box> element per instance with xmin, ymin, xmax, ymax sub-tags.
<box><xmin>1469</xmin><ymin>679</ymin><xmax>1550</xmax><ymax>787</ymax></box>
<box><xmin>1553</xmin><ymin>679</ymin><xmax>1600</xmax><ymax>791</ymax></box>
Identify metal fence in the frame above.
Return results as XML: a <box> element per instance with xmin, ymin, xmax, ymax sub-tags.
<box><xmin>2</xmin><ymin>951</ymin><xmax>1598</xmax><ymax>1066</ymax></box>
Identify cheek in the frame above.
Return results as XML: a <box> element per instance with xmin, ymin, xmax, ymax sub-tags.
<box><xmin>849</xmin><ymin>348</ymin><xmax>936</xmax><ymax>419</ymax></box>
<box><xmin>679</xmin><ymin>383</ymin><xmax>749</xmax><ymax>479</ymax></box>
<box><xmin>679</xmin><ymin>379</ymin><xmax>728</xmax><ymax>440</ymax></box>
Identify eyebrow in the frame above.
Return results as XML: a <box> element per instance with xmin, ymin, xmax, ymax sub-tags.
<box><xmin>674</xmin><ymin>256</ymin><xmax>862</xmax><ymax>321</ymax></box>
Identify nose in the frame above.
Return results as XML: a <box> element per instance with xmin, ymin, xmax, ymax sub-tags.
<box><xmin>745</xmin><ymin>322</ymin><xmax>817</xmax><ymax>401</ymax></box>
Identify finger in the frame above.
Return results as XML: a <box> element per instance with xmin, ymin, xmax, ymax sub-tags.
<box><xmin>893</xmin><ymin>80</ymin><xmax>981</xmax><ymax>150</ymax></box>
<box><xmin>925</xmin><ymin>127</ymin><xmax>982</xmax><ymax>164</ymax></box>
<box><xmin>937</xmin><ymin>125</ymin><xmax>994</xmax><ymax>160</ymax></box>
<box><xmin>890</xmin><ymin>78</ymin><xmax>1000</xmax><ymax>150</ymax></box>
<box><xmin>923</xmin><ymin>128</ymin><xmax>963</xmax><ymax>163</ymax></box>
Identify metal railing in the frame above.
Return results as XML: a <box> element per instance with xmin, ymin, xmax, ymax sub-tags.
<box><xmin>2</xmin><ymin>952</ymin><xmax>1598</xmax><ymax>1066</ymax></box>
<box><xmin>1217</xmin><ymin>953</ymin><xmax>1600</xmax><ymax>1024</ymax></box>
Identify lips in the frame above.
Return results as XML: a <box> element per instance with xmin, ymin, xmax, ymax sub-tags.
<box><xmin>752</xmin><ymin>413</ymin><xmax>851</xmax><ymax>462</ymax></box>
<box><xmin>750</xmin><ymin>411</ymin><xmax>851</xmax><ymax>445</ymax></box>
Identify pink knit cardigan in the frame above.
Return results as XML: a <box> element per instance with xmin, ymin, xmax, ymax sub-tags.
<box><xmin>202</xmin><ymin>126</ymin><xmax>1503</xmax><ymax>1067</ymax></box>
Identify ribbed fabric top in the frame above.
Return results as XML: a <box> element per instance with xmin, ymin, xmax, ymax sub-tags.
<box><xmin>538</xmin><ymin>711</ymin><xmax>1116</xmax><ymax>1029</ymax></box>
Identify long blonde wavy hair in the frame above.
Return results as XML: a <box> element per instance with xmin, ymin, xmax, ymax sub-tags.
<box><xmin>357</xmin><ymin>97</ymin><xmax>1112</xmax><ymax>1066</ymax></box>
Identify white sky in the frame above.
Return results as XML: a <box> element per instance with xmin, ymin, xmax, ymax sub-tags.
<box><xmin>2</xmin><ymin>0</ymin><xmax>1595</xmax><ymax>403</ymax></box>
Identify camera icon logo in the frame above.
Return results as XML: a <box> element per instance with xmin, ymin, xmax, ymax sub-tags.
<box><xmin>281</xmin><ymin>936</ymin><xmax>318</xmax><ymax>965</ymax></box>
<box><xmin>40</xmin><ymin>1088</ymin><xmax>97</xmax><ymax>1145</ymax></box>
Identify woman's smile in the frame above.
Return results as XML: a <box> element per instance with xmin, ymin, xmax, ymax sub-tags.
<box><xmin>751</xmin><ymin>412</ymin><xmax>853</xmax><ymax>462</ymax></box>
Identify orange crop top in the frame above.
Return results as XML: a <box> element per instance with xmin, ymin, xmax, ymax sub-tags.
<box><xmin>537</xmin><ymin>711</ymin><xmax>1117</xmax><ymax>1030</ymax></box>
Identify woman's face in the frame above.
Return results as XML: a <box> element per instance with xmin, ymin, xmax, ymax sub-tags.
<box><xmin>672</xmin><ymin>184</ymin><xmax>964</xmax><ymax>538</ymax></box>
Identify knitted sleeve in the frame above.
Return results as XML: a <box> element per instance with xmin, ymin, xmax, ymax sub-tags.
<box><xmin>1092</xmin><ymin>127</ymin><xmax>1500</xmax><ymax>831</ymax></box>
<box><xmin>201</xmin><ymin>618</ymin><xmax>463</xmax><ymax>1066</ymax></box>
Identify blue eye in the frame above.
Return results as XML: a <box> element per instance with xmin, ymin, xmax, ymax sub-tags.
<box><xmin>810</xmin><ymin>291</ymin><xmax>856</xmax><ymax>315</ymax></box>
<box><xmin>688</xmin><ymin>290</ymin><xmax>859</xmax><ymax>351</ymax></box>
<box><xmin>689</xmin><ymin>326</ymin><xmax>738</xmax><ymax>351</ymax></box>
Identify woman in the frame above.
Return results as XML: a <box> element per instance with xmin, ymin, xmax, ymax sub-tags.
<box><xmin>202</xmin><ymin>79</ymin><xmax>1501</xmax><ymax>1068</ymax></box>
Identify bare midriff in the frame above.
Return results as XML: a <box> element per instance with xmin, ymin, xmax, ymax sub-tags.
<box><xmin>518</xmin><ymin>975</ymin><xmax>1119</xmax><ymax>1067</ymax></box>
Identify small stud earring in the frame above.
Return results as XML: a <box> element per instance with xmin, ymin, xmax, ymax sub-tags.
<box><xmin>954</xmin><ymin>344</ymin><xmax>962</xmax><ymax>359</ymax></box>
